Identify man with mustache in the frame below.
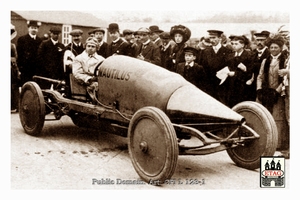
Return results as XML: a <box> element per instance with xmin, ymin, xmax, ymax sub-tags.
<box><xmin>248</xmin><ymin>31</ymin><xmax>270</xmax><ymax>101</ymax></box>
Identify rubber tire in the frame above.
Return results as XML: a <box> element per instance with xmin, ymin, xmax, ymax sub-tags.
<box><xmin>226</xmin><ymin>101</ymin><xmax>278</xmax><ymax>170</ymax></box>
<box><xmin>19</xmin><ymin>82</ymin><xmax>45</xmax><ymax>136</ymax></box>
<box><xmin>128</xmin><ymin>107</ymin><xmax>178</xmax><ymax>184</ymax></box>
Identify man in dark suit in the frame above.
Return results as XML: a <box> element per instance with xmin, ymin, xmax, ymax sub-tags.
<box><xmin>106</xmin><ymin>23</ymin><xmax>129</xmax><ymax>57</ymax></box>
<box><xmin>149</xmin><ymin>25</ymin><xmax>164</xmax><ymax>49</ymax></box>
<box><xmin>64</xmin><ymin>29</ymin><xmax>85</xmax><ymax>70</ymax></box>
<box><xmin>136</xmin><ymin>27</ymin><xmax>161</xmax><ymax>66</ymax></box>
<box><xmin>176</xmin><ymin>46</ymin><xmax>208</xmax><ymax>92</ymax></box>
<box><xmin>123</xmin><ymin>29</ymin><xmax>139</xmax><ymax>58</ymax></box>
<box><xmin>248</xmin><ymin>31</ymin><xmax>270</xmax><ymax>101</ymax></box>
<box><xmin>65</xmin><ymin>29</ymin><xmax>84</xmax><ymax>56</ymax></box>
<box><xmin>159</xmin><ymin>31</ymin><xmax>174</xmax><ymax>71</ymax></box>
<box><xmin>90</xmin><ymin>27</ymin><xmax>108</xmax><ymax>58</ymax></box>
<box><xmin>17</xmin><ymin>20</ymin><xmax>42</xmax><ymax>85</ymax></box>
<box><xmin>37</xmin><ymin>26</ymin><xmax>65</xmax><ymax>89</ymax></box>
<box><xmin>225</xmin><ymin>35</ymin><xmax>254</xmax><ymax>107</ymax></box>
<box><xmin>200</xmin><ymin>30</ymin><xmax>232</xmax><ymax>102</ymax></box>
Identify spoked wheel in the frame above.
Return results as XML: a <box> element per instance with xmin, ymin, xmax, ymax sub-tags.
<box><xmin>128</xmin><ymin>107</ymin><xmax>178</xmax><ymax>184</ymax></box>
<box><xmin>19</xmin><ymin>82</ymin><xmax>45</xmax><ymax>136</ymax></box>
<box><xmin>226</xmin><ymin>101</ymin><xmax>278</xmax><ymax>170</ymax></box>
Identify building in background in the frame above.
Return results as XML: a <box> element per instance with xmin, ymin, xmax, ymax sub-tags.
<box><xmin>11</xmin><ymin>11</ymin><xmax>108</xmax><ymax>45</ymax></box>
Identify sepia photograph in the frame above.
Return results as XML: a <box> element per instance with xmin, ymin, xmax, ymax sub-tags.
<box><xmin>6</xmin><ymin>0</ymin><xmax>296</xmax><ymax>198</ymax></box>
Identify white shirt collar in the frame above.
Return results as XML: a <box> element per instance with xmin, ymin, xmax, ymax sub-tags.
<box><xmin>73</xmin><ymin>42</ymin><xmax>81</xmax><ymax>46</ymax></box>
<box><xmin>51</xmin><ymin>38</ymin><xmax>58</xmax><ymax>45</ymax></box>
<box><xmin>143</xmin><ymin>39</ymin><xmax>151</xmax><ymax>46</ymax></box>
<box><xmin>271</xmin><ymin>53</ymin><xmax>281</xmax><ymax>60</ymax></box>
<box><xmin>235</xmin><ymin>50</ymin><xmax>244</xmax><ymax>57</ymax></box>
<box><xmin>257</xmin><ymin>46</ymin><xmax>267</xmax><ymax>54</ymax></box>
<box><xmin>112</xmin><ymin>37</ymin><xmax>120</xmax><ymax>43</ymax></box>
<box><xmin>154</xmin><ymin>37</ymin><xmax>160</xmax><ymax>44</ymax></box>
<box><xmin>213</xmin><ymin>42</ymin><xmax>222</xmax><ymax>52</ymax></box>
<box><xmin>29</xmin><ymin>33</ymin><xmax>36</xmax><ymax>39</ymax></box>
<box><xmin>185</xmin><ymin>61</ymin><xmax>194</xmax><ymax>67</ymax></box>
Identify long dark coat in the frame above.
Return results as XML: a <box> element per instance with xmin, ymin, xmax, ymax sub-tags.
<box><xmin>137</xmin><ymin>41</ymin><xmax>161</xmax><ymax>66</ymax></box>
<box><xmin>200</xmin><ymin>46</ymin><xmax>232</xmax><ymax>101</ymax></box>
<box><xmin>37</xmin><ymin>39</ymin><xmax>65</xmax><ymax>81</ymax></box>
<box><xmin>225</xmin><ymin>50</ymin><xmax>254</xmax><ymax>107</ymax></box>
<box><xmin>16</xmin><ymin>34</ymin><xmax>42</xmax><ymax>84</ymax></box>
<box><xmin>176</xmin><ymin>62</ymin><xmax>208</xmax><ymax>92</ymax></box>
<box><xmin>248</xmin><ymin>48</ymin><xmax>270</xmax><ymax>101</ymax></box>
<box><xmin>106</xmin><ymin>38</ymin><xmax>129</xmax><ymax>57</ymax></box>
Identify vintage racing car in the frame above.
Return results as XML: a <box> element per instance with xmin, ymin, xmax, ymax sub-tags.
<box><xmin>19</xmin><ymin>55</ymin><xmax>278</xmax><ymax>184</ymax></box>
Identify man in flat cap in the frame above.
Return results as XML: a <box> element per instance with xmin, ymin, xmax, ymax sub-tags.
<box><xmin>149</xmin><ymin>25</ymin><xmax>164</xmax><ymax>49</ymax></box>
<box><xmin>64</xmin><ymin>29</ymin><xmax>84</xmax><ymax>69</ymax></box>
<box><xmin>37</xmin><ymin>26</ymin><xmax>65</xmax><ymax>89</ymax></box>
<box><xmin>136</xmin><ymin>27</ymin><xmax>161</xmax><ymax>66</ymax></box>
<box><xmin>66</xmin><ymin>29</ymin><xmax>84</xmax><ymax>56</ymax></box>
<box><xmin>72</xmin><ymin>37</ymin><xmax>105</xmax><ymax>103</ymax></box>
<box><xmin>199</xmin><ymin>29</ymin><xmax>232</xmax><ymax>103</ymax></box>
<box><xmin>176</xmin><ymin>46</ymin><xmax>208</xmax><ymax>91</ymax></box>
<box><xmin>123</xmin><ymin>29</ymin><xmax>139</xmax><ymax>57</ymax></box>
<box><xmin>17</xmin><ymin>20</ymin><xmax>42</xmax><ymax>85</ymax></box>
<box><xmin>106</xmin><ymin>23</ymin><xmax>129</xmax><ymax>57</ymax></box>
<box><xmin>90</xmin><ymin>27</ymin><xmax>108</xmax><ymax>58</ymax></box>
<box><xmin>159</xmin><ymin>31</ymin><xmax>174</xmax><ymax>71</ymax></box>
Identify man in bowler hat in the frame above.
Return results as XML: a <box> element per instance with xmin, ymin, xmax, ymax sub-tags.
<box><xmin>149</xmin><ymin>25</ymin><xmax>164</xmax><ymax>48</ymax></box>
<box><xmin>106</xmin><ymin>23</ymin><xmax>129</xmax><ymax>57</ymax></box>
<box><xmin>17</xmin><ymin>20</ymin><xmax>42</xmax><ymax>85</ymax></box>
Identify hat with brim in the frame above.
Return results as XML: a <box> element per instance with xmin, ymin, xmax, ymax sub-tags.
<box><xmin>229</xmin><ymin>35</ymin><xmax>249</xmax><ymax>46</ymax></box>
<box><xmin>183</xmin><ymin>46</ymin><xmax>198</xmax><ymax>55</ymax></box>
<box><xmin>266</xmin><ymin>35</ymin><xmax>285</xmax><ymax>48</ymax></box>
<box><xmin>70</xmin><ymin>29</ymin><xmax>83</xmax><ymax>36</ymax></box>
<box><xmin>149</xmin><ymin>25</ymin><xmax>163</xmax><ymax>34</ymax></box>
<box><xmin>108</xmin><ymin>23</ymin><xmax>119</xmax><ymax>32</ymax></box>
<box><xmin>136</xmin><ymin>27</ymin><xmax>150</xmax><ymax>35</ymax></box>
<box><xmin>207</xmin><ymin>30</ymin><xmax>223</xmax><ymax>37</ymax></box>
<box><xmin>50</xmin><ymin>26</ymin><xmax>61</xmax><ymax>34</ymax></box>
<box><xmin>123</xmin><ymin>29</ymin><xmax>134</xmax><ymax>35</ymax></box>
<box><xmin>90</xmin><ymin>27</ymin><xmax>106</xmax><ymax>34</ymax></box>
<box><xmin>27</xmin><ymin>20</ymin><xmax>41</xmax><ymax>28</ymax></box>
<box><xmin>254</xmin><ymin>30</ymin><xmax>270</xmax><ymax>38</ymax></box>
<box><xmin>170</xmin><ymin>25</ymin><xmax>191</xmax><ymax>43</ymax></box>
<box><xmin>159</xmin><ymin>31</ymin><xmax>170</xmax><ymax>39</ymax></box>
<box><xmin>202</xmin><ymin>37</ymin><xmax>211</xmax><ymax>46</ymax></box>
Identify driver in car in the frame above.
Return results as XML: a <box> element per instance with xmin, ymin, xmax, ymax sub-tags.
<box><xmin>72</xmin><ymin>37</ymin><xmax>105</xmax><ymax>102</ymax></box>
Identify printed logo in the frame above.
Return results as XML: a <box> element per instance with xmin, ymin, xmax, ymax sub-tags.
<box><xmin>260</xmin><ymin>157</ymin><xmax>285</xmax><ymax>188</ymax></box>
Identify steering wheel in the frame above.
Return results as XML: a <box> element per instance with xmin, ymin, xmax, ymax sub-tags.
<box><xmin>94</xmin><ymin>60</ymin><xmax>104</xmax><ymax>77</ymax></box>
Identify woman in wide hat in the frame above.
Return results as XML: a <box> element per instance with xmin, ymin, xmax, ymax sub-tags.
<box><xmin>169</xmin><ymin>24</ymin><xmax>191</xmax><ymax>72</ymax></box>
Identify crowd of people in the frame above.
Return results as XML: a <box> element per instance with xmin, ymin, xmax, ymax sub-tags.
<box><xmin>10</xmin><ymin>20</ymin><xmax>290</xmax><ymax>158</ymax></box>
